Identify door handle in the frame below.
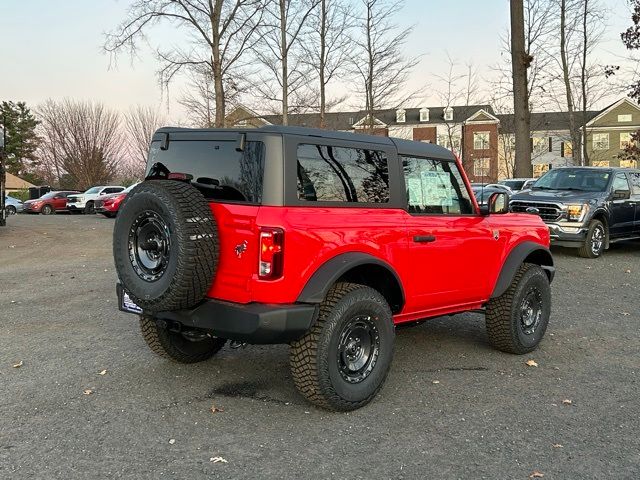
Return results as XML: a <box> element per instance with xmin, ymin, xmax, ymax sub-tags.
<box><xmin>413</xmin><ymin>235</ymin><xmax>436</xmax><ymax>243</ymax></box>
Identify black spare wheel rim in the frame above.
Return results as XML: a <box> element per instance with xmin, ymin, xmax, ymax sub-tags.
<box><xmin>337</xmin><ymin>315</ymin><xmax>380</xmax><ymax>384</ymax></box>
<box><xmin>519</xmin><ymin>286</ymin><xmax>542</xmax><ymax>335</ymax></box>
<box><xmin>128</xmin><ymin>210</ymin><xmax>171</xmax><ymax>282</ymax></box>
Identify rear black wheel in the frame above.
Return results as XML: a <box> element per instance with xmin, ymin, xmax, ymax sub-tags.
<box><xmin>290</xmin><ymin>282</ymin><xmax>395</xmax><ymax>411</ymax></box>
<box><xmin>140</xmin><ymin>316</ymin><xmax>226</xmax><ymax>363</ymax></box>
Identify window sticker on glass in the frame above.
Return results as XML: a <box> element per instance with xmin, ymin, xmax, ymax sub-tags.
<box><xmin>420</xmin><ymin>171</ymin><xmax>453</xmax><ymax>207</ymax></box>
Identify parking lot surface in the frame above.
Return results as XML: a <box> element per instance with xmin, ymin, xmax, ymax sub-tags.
<box><xmin>1</xmin><ymin>214</ymin><xmax>639</xmax><ymax>479</ymax></box>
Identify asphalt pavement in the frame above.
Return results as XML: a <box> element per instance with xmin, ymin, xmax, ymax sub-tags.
<box><xmin>1</xmin><ymin>214</ymin><xmax>639</xmax><ymax>479</ymax></box>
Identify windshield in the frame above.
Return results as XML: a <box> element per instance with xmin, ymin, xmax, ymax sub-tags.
<box><xmin>85</xmin><ymin>187</ymin><xmax>101</xmax><ymax>194</ymax></box>
<box><xmin>500</xmin><ymin>180</ymin><xmax>525</xmax><ymax>190</ymax></box>
<box><xmin>40</xmin><ymin>192</ymin><xmax>58</xmax><ymax>200</ymax></box>
<box><xmin>533</xmin><ymin>169</ymin><xmax>611</xmax><ymax>192</ymax></box>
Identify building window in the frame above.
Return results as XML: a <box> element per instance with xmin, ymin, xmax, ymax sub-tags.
<box><xmin>562</xmin><ymin>141</ymin><xmax>573</xmax><ymax>158</ymax></box>
<box><xmin>621</xmin><ymin>159</ymin><xmax>638</xmax><ymax>169</ymax></box>
<box><xmin>531</xmin><ymin>137</ymin><xmax>547</xmax><ymax>154</ymax></box>
<box><xmin>618</xmin><ymin>114</ymin><xmax>632</xmax><ymax>122</ymax></box>
<box><xmin>473</xmin><ymin>132</ymin><xmax>490</xmax><ymax>149</ymax></box>
<box><xmin>396</xmin><ymin>109</ymin><xmax>406</xmax><ymax>123</ymax></box>
<box><xmin>444</xmin><ymin>107</ymin><xmax>453</xmax><ymax>121</ymax></box>
<box><xmin>437</xmin><ymin>134</ymin><xmax>460</xmax><ymax>152</ymax></box>
<box><xmin>474</xmin><ymin>158</ymin><xmax>490</xmax><ymax>177</ymax></box>
<box><xmin>592</xmin><ymin>133</ymin><xmax>609</xmax><ymax>150</ymax></box>
<box><xmin>591</xmin><ymin>160</ymin><xmax>610</xmax><ymax>167</ymax></box>
<box><xmin>620</xmin><ymin>132</ymin><xmax>633</xmax><ymax>149</ymax></box>
<box><xmin>235</xmin><ymin>119</ymin><xmax>248</xmax><ymax>127</ymax></box>
<box><xmin>420</xmin><ymin>108</ymin><xmax>429</xmax><ymax>122</ymax></box>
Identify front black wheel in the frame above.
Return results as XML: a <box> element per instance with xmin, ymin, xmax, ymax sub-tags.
<box><xmin>578</xmin><ymin>219</ymin><xmax>606</xmax><ymax>258</ymax></box>
<box><xmin>485</xmin><ymin>263</ymin><xmax>551</xmax><ymax>354</ymax></box>
<box><xmin>6</xmin><ymin>205</ymin><xmax>16</xmax><ymax>215</ymax></box>
<box><xmin>140</xmin><ymin>316</ymin><xmax>226</xmax><ymax>363</ymax></box>
<box><xmin>290</xmin><ymin>282</ymin><xmax>395</xmax><ymax>411</ymax></box>
<box><xmin>84</xmin><ymin>201</ymin><xmax>95</xmax><ymax>214</ymax></box>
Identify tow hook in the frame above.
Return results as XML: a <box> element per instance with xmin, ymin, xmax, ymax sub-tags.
<box><xmin>229</xmin><ymin>340</ymin><xmax>247</xmax><ymax>349</ymax></box>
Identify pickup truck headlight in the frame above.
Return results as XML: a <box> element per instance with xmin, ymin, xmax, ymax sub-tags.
<box><xmin>566</xmin><ymin>204</ymin><xmax>588</xmax><ymax>222</ymax></box>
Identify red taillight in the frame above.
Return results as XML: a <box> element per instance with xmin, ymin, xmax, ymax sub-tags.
<box><xmin>258</xmin><ymin>228</ymin><xmax>284</xmax><ymax>279</ymax></box>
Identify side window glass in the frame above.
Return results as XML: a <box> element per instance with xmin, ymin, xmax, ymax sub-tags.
<box><xmin>630</xmin><ymin>172</ymin><xmax>640</xmax><ymax>195</ymax></box>
<box><xmin>402</xmin><ymin>156</ymin><xmax>473</xmax><ymax>214</ymax></box>
<box><xmin>296</xmin><ymin>144</ymin><xmax>389</xmax><ymax>203</ymax></box>
<box><xmin>612</xmin><ymin>173</ymin><xmax>630</xmax><ymax>192</ymax></box>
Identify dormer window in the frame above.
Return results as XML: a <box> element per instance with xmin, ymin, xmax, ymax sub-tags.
<box><xmin>396</xmin><ymin>109</ymin><xmax>406</xmax><ymax>123</ymax></box>
<box><xmin>444</xmin><ymin>107</ymin><xmax>453</xmax><ymax>121</ymax></box>
<box><xmin>420</xmin><ymin>108</ymin><xmax>429</xmax><ymax>122</ymax></box>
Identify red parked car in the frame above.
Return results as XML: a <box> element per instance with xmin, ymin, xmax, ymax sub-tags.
<box><xmin>23</xmin><ymin>191</ymin><xmax>80</xmax><ymax>214</ymax></box>
<box><xmin>94</xmin><ymin>183</ymin><xmax>139</xmax><ymax>218</ymax></box>
<box><xmin>113</xmin><ymin>126</ymin><xmax>554</xmax><ymax>411</ymax></box>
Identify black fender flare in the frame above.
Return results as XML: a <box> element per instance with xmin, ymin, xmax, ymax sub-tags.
<box><xmin>491</xmin><ymin>242</ymin><xmax>555</xmax><ymax>298</ymax></box>
<box><xmin>297</xmin><ymin>252</ymin><xmax>405</xmax><ymax>306</ymax></box>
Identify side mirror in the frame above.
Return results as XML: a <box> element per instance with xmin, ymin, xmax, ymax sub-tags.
<box><xmin>481</xmin><ymin>192</ymin><xmax>509</xmax><ymax>215</ymax></box>
<box><xmin>613</xmin><ymin>189</ymin><xmax>630</xmax><ymax>200</ymax></box>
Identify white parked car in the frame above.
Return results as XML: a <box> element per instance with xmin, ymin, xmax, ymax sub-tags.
<box><xmin>67</xmin><ymin>186</ymin><xmax>125</xmax><ymax>214</ymax></box>
<box><xmin>498</xmin><ymin>178</ymin><xmax>537</xmax><ymax>193</ymax></box>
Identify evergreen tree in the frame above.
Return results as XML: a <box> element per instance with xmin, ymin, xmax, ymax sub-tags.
<box><xmin>0</xmin><ymin>101</ymin><xmax>40</xmax><ymax>178</ymax></box>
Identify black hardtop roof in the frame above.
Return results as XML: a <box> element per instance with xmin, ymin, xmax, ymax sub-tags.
<box><xmin>153</xmin><ymin>125</ymin><xmax>456</xmax><ymax>160</ymax></box>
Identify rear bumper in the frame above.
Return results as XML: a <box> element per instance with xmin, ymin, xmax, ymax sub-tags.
<box><xmin>116</xmin><ymin>283</ymin><xmax>318</xmax><ymax>344</ymax></box>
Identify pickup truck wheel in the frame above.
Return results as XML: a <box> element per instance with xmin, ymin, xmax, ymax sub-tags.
<box><xmin>290</xmin><ymin>282</ymin><xmax>395</xmax><ymax>411</ymax></box>
<box><xmin>577</xmin><ymin>219</ymin><xmax>606</xmax><ymax>258</ymax></box>
<box><xmin>113</xmin><ymin>180</ymin><xmax>218</xmax><ymax>312</ymax></box>
<box><xmin>6</xmin><ymin>205</ymin><xmax>16</xmax><ymax>215</ymax></box>
<box><xmin>84</xmin><ymin>201</ymin><xmax>95</xmax><ymax>214</ymax></box>
<box><xmin>486</xmin><ymin>263</ymin><xmax>551</xmax><ymax>354</ymax></box>
<box><xmin>140</xmin><ymin>316</ymin><xmax>226</xmax><ymax>363</ymax></box>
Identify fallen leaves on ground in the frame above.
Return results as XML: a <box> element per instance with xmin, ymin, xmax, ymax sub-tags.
<box><xmin>98</xmin><ymin>369</ymin><xmax>107</xmax><ymax>376</ymax></box>
<box><xmin>210</xmin><ymin>457</ymin><xmax>228</xmax><ymax>463</ymax></box>
<box><xmin>552</xmin><ymin>443</ymin><xmax>563</xmax><ymax>448</ymax></box>
<box><xmin>432</xmin><ymin>380</ymin><xmax>440</xmax><ymax>384</ymax></box>
<box><xmin>83</xmin><ymin>389</ymin><xmax>93</xmax><ymax>395</ymax></box>
<box><xmin>625</xmin><ymin>269</ymin><xmax>631</xmax><ymax>274</ymax></box>
<box><xmin>622</xmin><ymin>312</ymin><xmax>630</xmax><ymax>316</ymax></box>
<box><xmin>562</xmin><ymin>399</ymin><xmax>572</xmax><ymax>405</ymax></box>
<box><xmin>169</xmin><ymin>439</ymin><xmax>176</xmax><ymax>445</ymax></box>
<box><xmin>210</xmin><ymin>404</ymin><xmax>224</xmax><ymax>414</ymax></box>
<box><xmin>529</xmin><ymin>471</ymin><xmax>544</xmax><ymax>478</ymax></box>
<box><xmin>12</xmin><ymin>360</ymin><xmax>23</xmax><ymax>368</ymax></box>
<box><xmin>525</xmin><ymin>359</ymin><xmax>539</xmax><ymax>367</ymax></box>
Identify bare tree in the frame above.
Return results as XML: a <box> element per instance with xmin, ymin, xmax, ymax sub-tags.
<box><xmin>433</xmin><ymin>55</ymin><xmax>466</xmax><ymax>153</ymax></box>
<box><xmin>510</xmin><ymin>0</ymin><xmax>533</xmax><ymax>177</ymax></box>
<box><xmin>254</xmin><ymin>0</ymin><xmax>321</xmax><ymax>124</ymax></box>
<box><xmin>105</xmin><ymin>0</ymin><xmax>266</xmax><ymax>127</ymax></box>
<box><xmin>559</xmin><ymin>0</ymin><xmax>581</xmax><ymax>164</ymax></box>
<box><xmin>123</xmin><ymin>105</ymin><xmax>166</xmax><ymax>177</ymax></box>
<box><xmin>302</xmin><ymin>0</ymin><xmax>353</xmax><ymax>128</ymax></box>
<box><xmin>37</xmin><ymin>100</ymin><xmax>122</xmax><ymax>189</ymax></box>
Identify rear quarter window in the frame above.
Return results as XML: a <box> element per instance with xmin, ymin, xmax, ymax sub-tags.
<box><xmin>629</xmin><ymin>172</ymin><xmax>640</xmax><ymax>195</ymax></box>
<box><xmin>147</xmin><ymin>140</ymin><xmax>265</xmax><ymax>203</ymax></box>
<box><xmin>296</xmin><ymin>144</ymin><xmax>390</xmax><ymax>203</ymax></box>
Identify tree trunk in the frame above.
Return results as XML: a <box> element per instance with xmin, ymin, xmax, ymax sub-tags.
<box><xmin>210</xmin><ymin>1</ymin><xmax>225</xmax><ymax>128</ymax></box>
<box><xmin>319</xmin><ymin>0</ymin><xmax>327</xmax><ymax>129</ymax></box>
<box><xmin>560</xmin><ymin>0</ymin><xmax>580</xmax><ymax>165</ymax></box>
<box><xmin>366</xmin><ymin>1</ymin><xmax>374</xmax><ymax>132</ymax></box>
<box><xmin>581</xmin><ymin>0</ymin><xmax>590</xmax><ymax>165</ymax></box>
<box><xmin>510</xmin><ymin>0</ymin><xmax>532</xmax><ymax>177</ymax></box>
<box><xmin>280</xmin><ymin>0</ymin><xmax>289</xmax><ymax>126</ymax></box>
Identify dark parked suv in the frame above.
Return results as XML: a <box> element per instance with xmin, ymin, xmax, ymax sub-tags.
<box><xmin>510</xmin><ymin>167</ymin><xmax>640</xmax><ymax>258</ymax></box>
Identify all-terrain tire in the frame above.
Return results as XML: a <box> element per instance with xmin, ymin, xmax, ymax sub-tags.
<box><xmin>140</xmin><ymin>316</ymin><xmax>225</xmax><ymax>363</ymax></box>
<box><xmin>290</xmin><ymin>282</ymin><xmax>395</xmax><ymax>411</ymax></box>
<box><xmin>578</xmin><ymin>219</ymin><xmax>606</xmax><ymax>258</ymax></box>
<box><xmin>113</xmin><ymin>180</ymin><xmax>218</xmax><ymax>312</ymax></box>
<box><xmin>485</xmin><ymin>263</ymin><xmax>551</xmax><ymax>354</ymax></box>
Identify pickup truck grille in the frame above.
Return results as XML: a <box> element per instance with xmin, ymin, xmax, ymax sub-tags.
<box><xmin>510</xmin><ymin>201</ymin><xmax>563</xmax><ymax>222</ymax></box>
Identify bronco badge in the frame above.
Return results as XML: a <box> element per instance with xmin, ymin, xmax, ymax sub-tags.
<box><xmin>235</xmin><ymin>240</ymin><xmax>248</xmax><ymax>258</ymax></box>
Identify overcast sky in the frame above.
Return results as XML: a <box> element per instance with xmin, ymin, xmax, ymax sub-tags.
<box><xmin>0</xmin><ymin>0</ymin><xmax>636</xmax><ymax>121</ymax></box>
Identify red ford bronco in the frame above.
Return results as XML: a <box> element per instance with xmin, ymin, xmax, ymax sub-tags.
<box><xmin>113</xmin><ymin>126</ymin><xmax>554</xmax><ymax>411</ymax></box>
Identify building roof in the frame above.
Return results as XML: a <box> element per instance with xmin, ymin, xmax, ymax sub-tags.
<box><xmin>261</xmin><ymin>105</ymin><xmax>497</xmax><ymax>130</ymax></box>
<box><xmin>497</xmin><ymin>111</ymin><xmax>600</xmax><ymax>134</ymax></box>
<box><xmin>5</xmin><ymin>172</ymin><xmax>36</xmax><ymax>190</ymax></box>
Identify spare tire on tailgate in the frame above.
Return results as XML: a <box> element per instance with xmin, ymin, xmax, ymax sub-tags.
<box><xmin>113</xmin><ymin>180</ymin><xmax>218</xmax><ymax>313</ymax></box>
